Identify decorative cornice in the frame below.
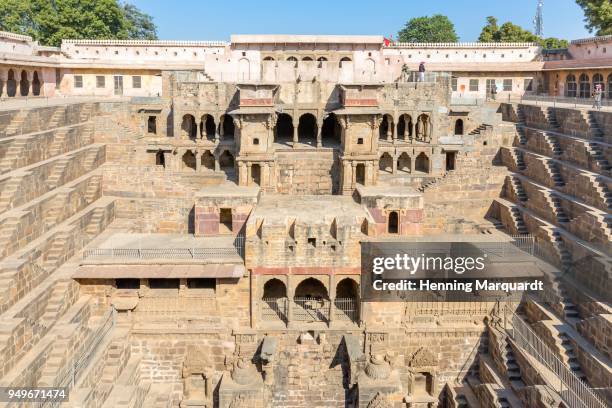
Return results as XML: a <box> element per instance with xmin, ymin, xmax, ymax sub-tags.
<box><xmin>0</xmin><ymin>31</ymin><xmax>32</xmax><ymax>42</ymax></box>
<box><xmin>571</xmin><ymin>35</ymin><xmax>612</xmax><ymax>45</ymax></box>
<box><xmin>386</xmin><ymin>42</ymin><xmax>538</xmax><ymax>48</ymax></box>
<box><xmin>62</xmin><ymin>39</ymin><xmax>228</xmax><ymax>47</ymax></box>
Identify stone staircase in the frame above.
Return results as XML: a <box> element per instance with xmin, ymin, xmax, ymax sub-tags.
<box><xmin>510</xmin><ymin>207</ymin><xmax>529</xmax><ymax>235</ymax></box>
<box><xmin>46</xmin><ymin>157</ymin><xmax>71</xmax><ymax>189</ymax></box>
<box><xmin>543</xmin><ymin>133</ymin><xmax>562</xmax><ymax>157</ymax></box>
<box><xmin>0</xmin><ymin>217</ymin><xmax>20</xmax><ymax>257</ymax></box>
<box><xmin>83</xmin><ymin>147</ymin><xmax>101</xmax><ymax>170</ymax></box>
<box><xmin>85</xmin><ymin>207</ymin><xmax>106</xmax><ymax>236</ymax></box>
<box><xmin>586</xmin><ymin>142</ymin><xmax>611</xmax><ymax>173</ymax></box>
<box><xmin>84</xmin><ymin>175</ymin><xmax>102</xmax><ymax>202</ymax></box>
<box><xmin>513</xmin><ymin>149</ymin><xmax>526</xmax><ymax>171</ymax></box>
<box><xmin>546</xmin><ymin>107</ymin><xmax>560</xmax><ymax>130</ymax></box>
<box><xmin>39</xmin><ymin>280</ymin><xmax>75</xmax><ymax>328</ymax></box>
<box><xmin>544</xmin><ymin>160</ymin><xmax>565</xmax><ymax>187</ymax></box>
<box><xmin>43</xmin><ymin>230</ymin><xmax>72</xmax><ymax>270</ymax></box>
<box><xmin>43</xmin><ymin>192</ymin><xmax>67</xmax><ymax>229</ymax></box>
<box><xmin>48</xmin><ymin>127</ymin><xmax>69</xmax><ymax>157</ymax></box>
<box><xmin>79</xmin><ymin>103</ymin><xmax>95</xmax><ymax>122</ymax></box>
<box><xmin>549</xmin><ymin>277</ymin><xmax>580</xmax><ymax>322</ymax></box>
<box><xmin>48</xmin><ymin>106</ymin><xmax>67</xmax><ymax>129</ymax></box>
<box><xmin>549</xmin><ymin>230</ymin><xmax>573</xmax><ymax>270</ymax></box>
<box><xmin>4</xmin><ymin>110</ymin><xmax>29</xmax><ymax>136</ymax></box>
<box><xmin>516</xmin><ymin>106</ymin><xmax>526</xmax><ymax>126</ymax></box>
<box><xmin>585</xmin><ymin>111</ymin><xmax>604</xmax><ymax>139</ymax></box>
<box><xmin>0</xmin><ymin>138</ymin><xmax>29</xmax><ymax>174</ymax></box>
<box><xmin>588</xmin><ymin>175</ymin><xmax>612</xmax><ymax>210</ymax></box>
<box><xmin>557</xmin><ymin>332</ymin><xmax>587</xmax><ymax>381</ymax></box>
<box><xmin>509</xmin><ymin>176</ymin><xmax>527</xmax><ymax>203</ymax></box>
<box><xmin>504</xmin><ymin>339</ymin><xmax>525</xmax><ymax>391</ymax></box>
<box><xmin>0</xmin><ymin>175</ymin><xmax>24</xmax><ymax>213</ymax></box>
<box><xmin>547</xmin><ymin>194</ymin><xmax>570</xmax><ymax>224</ymax></box>
<box><xmin>468</xmin><ymin>124</ymin><xmax>491</xmax><ymax>136</ymax></box>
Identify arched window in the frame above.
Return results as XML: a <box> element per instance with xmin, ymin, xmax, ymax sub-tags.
<box><xmin>287</xmin><ymin>56</ymin><xmax>298</xmax><ymax>68</ymax></box>
<box><xmin>251</xmin><ymin>163</ymin><xmax>261</xmax><ymax>186</ymax></box>
<box><xmin>379</xmin><ymin>114</ymin><xmax>393</xmax><ymax>140</ymax></box>
<box><xmin>379</xmin><ymin>153</ymin><xmax>393</xmax><ymax>173</ymax></box>
<box><xmin>31</xmin><ymin>71</ymin><xmax>41</xmax><ymax>96</ymax></box>
<box><xmin>200</xmin><ymin>114</ymin><xmax>215</xmax><ymax>140</ymax></box>
<box><xmin>19</xmin><ymin>70</ymin><xmax>29</xmax><ymax>96</ymax></box>
<box><xmin>294</xmin><ymin>277</ymin><xmax>329</xmax><ymax>323</ymax></box>
<box><xmin>181</xmin><ymin>114</ymin><xmax>197</xmax><ymax>139</ymax></box>
<box><xmin>321</xmin><ymin>113</ymin><xmax>340</xmax><ymax>147</ymax></box>
<box><xmin>416</xmin><ymin>114</ymin><xmax>430</xmax><ymax>141</ymax></box>
<box><xmin>301</xmin><ymin>56</ymin><xmax>313</xmax><ymax>61</ymax></box>
<box><xmin>298</xmin><ymin>113</ymin><xmax>317</xmax><ymax>146</ymax></box>
<box><xmin>274</xmin><ymin>113</ymin><xmax>293</xmax><ymax>146</ymax></box>
<box><xmin>454</xmin><ymin>119</ymin><xmax>464</xmax><ymax>135</ymax></box>
<box><xmin>155</xmin><ymin>150</ymin><xmax>165</xmax><ymax>168</ymax></box>
<box><xmin>415</xmin><ymin>152</ymin><xmax>429</xmax><ymax>173</ymax></box>
<box><xmin>182</xmin><ymin>151</ymin><xmax>196</xmax><ymax>171</ymax></box>
<box><xmin>317</xmin><ymin>56</ymin><xmax>327</xmax><ymax>68</ymax></box>
<box><xmin>201</xmin><ymin>150</ymin><xmax>215</xmax><ymax>170</ymax></box>
<box><xmin>364</xmin><ymin>58</ymin><xmax>375</xmax><ymax>72</ymax></box>
<box><xmin>6</xmin><ymin>69</ymin><xmax>16</xmax><ymax>97</ymax></box>
<box><xmin>397</xmin><ymin>152</ymin><xmax>410</xmax><ymax>173</ymax></box>
<box><xmin>220</xmin><ymin>114</ymin><xmax>235</xmax><ymax>140</ymax></box>
<box><xmin>262</xmin><ymin>279</ymin><xmax>288</xmax><ymax>323</ymax></box>
<box><xmin>339</xmin><ymin>57</ymin><xmax>352</xmax><ymax>68</ymax></box>
<box><xmin>579</xmin><ymin>73</ymin><xmax>590</xmax><ymax>98</ymax></box>
<box><xmin>565</xmin><ymin>74</ymin><xmax>577</xmax><ymax>97</ymax></box>
<box><xmin>593</xmin><ymin>73</ymin><xmax>604</xmax><ymax>94</ymax></box>
<box><xmin>355</xmin><ymin>163</ymin><xmax>365</xmax><ymax>184</ymax></box>
<box><xmin>335</xmin><ymin>278</ymin><xmax>359</xmax><ymax>323</ymax></box>
<box><xmin>263</xmin><ymin>56</ymin><xmax>275</xmax><ymax>61</ymax></box>
<box><xmin>238</xmin><ymin>58</ymin><xmax>250</xmax><ymax>80</ymax></box>
<box><xmin>388</xmin><ymin>211</ymin><xmax>399</xmax><ymax>234</ymax></box>
<box><xmin>397</xmin><ymin>115</ymin><xmax>413</xmax><ymax>140</ymax></box>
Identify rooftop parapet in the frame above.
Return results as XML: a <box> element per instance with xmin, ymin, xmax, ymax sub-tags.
<box><xmin>386</xmin><ymin>42</ymin><xmax>539</xmax><ymax>48</ymax></box>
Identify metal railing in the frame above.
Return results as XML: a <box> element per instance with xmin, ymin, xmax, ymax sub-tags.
<box><xmin>520</xmin><ymin>93</ymin><xmax>612</xmax><ymax>108</ymax></box>
<box><xmin>334</xmin><ymin>297</ymin><xmax>358</xmax><ymax>323</ymax></box>
<box><xmin>293</xmin><ymin>297</ymin><xmax>330</xmax><ymax>323</ymax></box>
<box><xmin>504</xmin><ymin>308</ymin><xmax>607</xmax><ymax>408</ymax></box>
<box><xmin>261</xmin><ymin>297</ymin><xmax>288</xmax><ymax>323</ymax></box>
<box><xmin>82</xmin><ymin>235</ymin><xmax>245</xmax><ymax>260</ymax></box>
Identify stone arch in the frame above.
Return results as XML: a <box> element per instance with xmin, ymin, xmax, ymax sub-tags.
<box><xmin>181</xmin><ymin>114</ymin><xmax>197</xmax><ymax>139</ymax></box>
<box><xmin>31</xmin><ymin>71</ymin><xmax>41</xmax><ymax>96</ymax></box>
<box><xmin>19</xmin><ymin>70</ymin><xmax>29</xmax><ymax>96</ymax></box>
<box><xmin>263</xmin><ymin>56</ymin><xmax>275</xmax><ymax>61</ymax></box>
<box><xmin>416</xmin><ymin>114</ymin><xmax>431</xmax><ymax>141</ymax></box>
<box><xmin>339</xmin><ymin>57</ymin><xmax>352</xmax><ymax>68</ymax></box>
<box><xmin>336</xmin><ymin>278</ymin><xmax>359</xmax><ymax>298</ymax></box>
<box><xmin>593</xmin><ymin>73</ymin><xmax>604</xmax><ymax>93</ymax></box>
<box><xmin>221</xmin><ymin>114</ymin><xmax>235</xmax><ymax>140</ymax></box>
<box><xmin>317</xmin><ymin>56</ymin><xmax>327</xmax><ymax>68</ymax></box>
<box><xmin>397</xmin><ymin>152</ymin><xmax>411</xmax><ymax>173</ymax></box>
<box><xmin>262</xmin><ymin>278</ymin><xmax>288</xmax><ymax>323</ymax></box>
<box><xmin>335</xmin><ymin>277</ymin><xmax>359</xmax><ymax>323</ymax></box>
<box><xmin>182</xmin><ymin>151</ymin><xmax>196</xmax><ymax>171</ymax></box>
<box><xmin>251</xmin><ymin>163</ymin><xmax>261</xmax><ymax>186</ymax></box>
<box><xmin>364</xmin><ymin>58</ymin><xmax>375</xmax><ymax>72</ymax></box>
<box><xmin>6</xmin><ymin>69</ymin><xmax>16</xmax><ymax>97</ymax></box>
<box><xmin>379</xmin><ymin>114</ymin><xmax>393</xmax><ymax>140</ymax></box>
<box><xmin>565</xmin><ymin>74</ymin><xmax>577</xmax><ymax>97</ymax></box>
<box><xmin>238</xmin><ymin>58</ymin><xmax>250</xmax><ymax>81</ymax></box>
<box><xmin>356</xmin><ymin>163</ymin><xmax>366</xmax><ymax>185</ymax></box>
<box><xmin>302</xmin><ymin>56</ymin><xmax>313</xmax><ymax>61</ymax></box>
<box><xmin>388</xmin><ymin>211</ymin><xmax>399</xmax><ymax>234</ymax></box>
<box><xmin>287</xmin><ymin>56</ymin><xmax>298</xmax><ymax>67</ymax></box>
<box><xmin>579</xmin><ymin>73</ymin><xmax>590</xmax><ymax>98</ymax></box>
<box><xmin>275</xmin><ymin>113</ymin><xmax>293</xmax><ymax>146</ymax></box>
<box><xmin>219</xmin><ymin>151</ymin><xmax>235</xmax><ymax>176</ymax></box>
<box><xmin>454</xmin><ymin>119</ymin><xmax>464</xmax><ymax>135</ymax></box>
<box><xmin>295</xmin><ymin>277</ymin><xmax>329</xmax><ymax>299</ymax></box>
<box><xmin>201</xmin><ymin>150</ymin><xmax>215</xmax><ymax>170</ymax></box>
<box><xmin>415</xmin><ymin>152</ymin><xmax>429</xmax><ymax>173</ymax></box>
<box><xmin>321</xmin><ymin>113</ymin><xmax>340</xmax><ymax>147</ymax></box>
<box><xmin>200</xmin><ymin>114</ymin><xmax>216</xmax><ymax>140</ymax></box>
<box><xmin>298</xmin><ymin>113</ymin><xmax>317</xmax><ymax>146</ymax></box>
<box><xmin>379</xmin><ymin>152</ymin><xmax>393</xmax><ymax>173</ymax></box>
<box><xmin>397</xmin><ymin>114</ymin><xmax>413</xmax><ymax>140</ymax></box>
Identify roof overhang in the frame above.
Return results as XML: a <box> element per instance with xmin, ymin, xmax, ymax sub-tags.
<box><xmin>74</xmin><ymin>263</ymin><xmax>245</xmax><ymax>279</ymax></box>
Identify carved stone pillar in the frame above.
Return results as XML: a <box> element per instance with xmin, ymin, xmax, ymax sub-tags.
<box><xmin>214</xmin><ymin>157</ymin><xmax>220</xmax><ymax>172</ymax></box>
<box><xmin>246</xmin><ymin>162</ymin><xmax>252</xmax><ymax>186</ymax></box>
<box><xmin>292</xmin><ymin>121</ymin><xmax>299</xmax><ymax>147</ymax></box>
<box><xmin>316</xmin><ymin>125</ymin><xmax>322</xmax><ymax>148</ymax></box>
<box><xmin>195</xmin><ymin>151</ymin><xmax>201</xmax><ymax>172</ymax></box>
<box><xmin>239</xmin><ymin>162</ymin><xmax>248</xmax><ymax>186</ymax></box>
<box><xmin>392</xmin><ymin>154</ymin><xmax>397</xmax><ymax>174</ymax></box>
<box><xmin>351</xmin><ymin>162</ymin><xmax>357</xmax><ymax>188</ymax></box>
<box><xmin>387</xmin><ymin>119</ymin><xmax>392</xmax><ymax>141</ymax></box>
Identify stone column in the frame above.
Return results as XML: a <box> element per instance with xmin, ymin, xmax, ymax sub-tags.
<box><xmin>392</xmin><ymin>154</ymin><xmax>397</xmax><ymax>174</ymax></box>
<box><xmin>351</xmin><ymin>162</ymin><xmax>357</xmax><ymax>189</ymax></box>
<box><xmin>387</xmin><ymin>119</ymin><xmax>392</xmax><ymax>141</ymax></box>
<box><xmin>195</xmin><ymin>151</ymin><xmax>201</xmax><ymax>171</ymax></box>
<box><xmin>287</xmin><ymin>275</ymin><xmax>294</xmax><ymax>328</ymax></box>
<box><xmin>246</xmin><ymin>162</ymin><xmax>252</xmax><ymax>186</ymax></box>
<box><xmin>215</xmin><ymin>116</ymin><xmax>220</xmax><ymax>143</ymax></box>
<box><xmin>214</xmin><ymin>157</ymin><xmax>220</xmax><ymax>171</ymax></box>
<box><xmin>262</xmin><ymin>162</ymin><xmax>270</xmax><ymax>190</ymax></box>
<box><xmin>410</xmin><ymin>155</ymin><xmax>416</xmax><ymax>173</ymax></box>
<box><xmin>239</xmin><ymin>162</ymin><xmax>247</xmax><ymax>186</ymax></box>
<box><xmin>292</xmin><ymin>121</ymin><xmax>299</xmax><ymax>147</ymax></box>
<box><xmin>219</xmin><ymin>116</ymin><xmax>225</xmax><ymax>139</ymax></box>
<box><xmin>316</xmin><ymin>125</ymin><xmax>322</xmax><ymax>148</ymax></box>
<box><xmin>328</xmin><ymin>274</ymin><xmax>336</xmax><ymax>328</ymax></box>
<box><xmin>366</xmin><ymin>162</ymin><xmax>373</xmax><ymax>186</ymax></box>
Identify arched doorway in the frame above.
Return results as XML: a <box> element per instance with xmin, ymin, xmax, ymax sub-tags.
<box><xmin>321</xmin><ymin>113</ymin><xmax>340</xmax><ymax>147</ymax></box>
<box><xmin>379</xmin><ymin>153</ymin><xmax>393</xmax><ymax>173</ymax></box>
<box><xmin>219</xmin><ymin>151</ymin><xmax>235</xmax><ymax>178</ymax></box>
<box><xmin>454</xmin><ymin>119</ymin><xmax>464</xmax><ymax>135</ymax></box>
<box><xmin>6</xmin><ymin>70</ymin><xmax>16</xmax><ymax>97</ymax></box>
<box><xmin>287</xmin><ymin>56</ymin><xmax>298</xmax><ymax>68</ymax></box>
<box><xmin>565</xmin><ymin>74</ymin><xmax>577</xmax><ymax>97</ymax></box>
<box><xmin>181</xmin><ymin>114</ymin><xmax>197</xmax><ymax>139</ymax></box>
<box><xmin>19</xmin><ymin>71</ymin><xmax>29</xmax><ymax>96</ymax></box>
<box><xmin>262</xmin><ymin>278</ymin><xmax>288</xmax><ymax>323</ymax></box>
<box><xmin>339</xmin><ymin>57</ymin><xmax>351</xmax><ymax>68</ymax></box>
<box><xmin>388</xmin><ymin>211</ymin><xmax>399</xmax><ymax>234</ymax></box>
<box><xmin>379</xmin><ymin>114</ymin><xmax>393</xmax><ymax>140</ymax></box>
<box><xmin>275</xmin><ymin>113</ymin><xmax>293</xmax><ymax>146</ymax></box>
<box><xmin>201</xmin><ymin>150</ymin><xmax>215</xmax><ymax>170</ymax></box>
<box><xmin>579</xmin><ymin>74</ymin><xmax>590</xmax><ymax>98</ymax></box>
<box><xmin>155</xmin><ymin>150</ymin><xmax>165</xmax><ymax>168</ymax></box>
<box><xmin>251</xmin><ymin>163</ymin><xmax>261</xmax><ymax>186</ymax></box>
<box><xmin>201</xmin><ymin>114</ymin><xmax>215</xmax><ymax>140</ymax></box>
<box><xmin>415</xmin><ymin>152</ymin><xmax>429</xmax><ymax>173</ymax></box>
<box><xmin>355</xmin><ymin>163</ymin><xmax>366</xmax><ymax>185</ymax></box>
<box><xmin>364</xmin><ymin>58</ymin><xmax>375</xmax><ymax>72</ymax></box>
<box><xmin>221</xmin><ymin>114</ymin><xmax>235</xmax><ymax>140</ymax></box>
<box><xmin>182</xmin><ymin>151</ymin><xmax>196</xmax><ymax>171</ymax></box>
<box><xmin>238</xmin><ymin>58</ymin><xmax>250</xmax><ymax>81</ymax></box>
<box><xmin>335</xmin><ymin>278</ymin><xmax>359</xmax><ymax>323</ymax></box>
<box><xmin>298</xmin><ymin>113</ymin><xmax>317</xmax><ymax>146</ymax></box>
<box><xmin>397</xmin><ymin>152</ymin><xmax>411</xmax><ymax>173</ymax></box>
<box><xmin>294</xmin><ymin>278</ymin><xmax>329</xmax><ymax>323</ymax></box>
<box><xmin>416</xmin><ymin>114</ymin><xmax>430</xmax><ymax>141</ymax></box>
<box><xmin>31</xmin><ymin>71</ymin><xmax>41</xmax><ymax>96</ymax></box>
<box><xmin>317</xmin><ymin>56</ymin><xmax>327</xmax><ymax>68</ymax></box>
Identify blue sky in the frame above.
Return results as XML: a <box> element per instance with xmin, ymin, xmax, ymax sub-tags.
<box><xmin>129</xmin><ymin>0</ymin><xmax>591</xmax><ymax>42</ymax></box>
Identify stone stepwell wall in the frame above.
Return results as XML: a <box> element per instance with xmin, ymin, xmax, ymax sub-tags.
<box><xmin>275</xmin><ymin>149</ymin><xmax>340</xmax><ymax>195</ymax></box>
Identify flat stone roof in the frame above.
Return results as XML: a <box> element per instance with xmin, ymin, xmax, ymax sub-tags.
<box><xmin>356</xmin><ymin>185</ymin><xmax>421</xmax><ymax>197</ymax></box>
<box><xmin>231</xmin><ymin>34</ymin><xmax>384</xmax><ymax>44</ymax></box>
<box><xmin>195</xmin><ymin>183</ymin><xmax>260</xmax><ymax>198</ymax></box>
<box><xmin>248</xmin><ymin>194</ymin><xmax>369</xmax><ymax>225</ymax></box>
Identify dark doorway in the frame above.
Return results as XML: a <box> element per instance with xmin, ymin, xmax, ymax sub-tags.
<box><xmin>355</xmin><ymin>163</ymin><xmax>365</xmax><ymax>185</ymax></box>
<box><xmin>388</xmin><ymin>211</ymin><xmax>399</xmax><ymax>234</ymax></box>
<box><xmin>148</xmin><ymin>116</ymin><xmax>157</xmax><ymax>134</ymax></box>
<box><xmin>446</xmin><ymin>152</ymin><xmax>456</xmax><ymax>171</ymax></box>
<box><xmin>454</xmin><ymin>119</ymin><xmax>464</xmax><ymax>135</ymax></box>
<box><xmin>155</xmin><ymin>150</ymin><xmax>165</xmax><ymax>167</ymax></box>
<box><xmin>251</xmin><ymin>163</ymin><xmax>261</xmax><ymax>185</ymax></box>
<box><xmin>275</xmin><ymin>113</ymin><xmax>293</xmax><ymax>146</ymax></box>
<box><xmin>220</xmin><ymin>208</ymin><xmax>232</xmax><ymax>233</ymax></box>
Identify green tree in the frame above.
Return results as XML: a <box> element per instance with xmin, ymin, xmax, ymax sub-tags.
<box><xmin>496</xmin><ymin>22</ymin><xmax>539</xmax><ymax>42</ymax></box>
<box><xmin>122</xmin><ymin>3</ymin><xmax>157</xmax><ymax>40</ymax></box>
<box><xmin>397</xmin><ymin>14</ymin><xmax>458</xmax><ymax>43</ymax></box>
<box><xmin>576</xmin><ymin>0</ymin><xmax>612</xmax><ymax>36</ymax></box>
<box><xmin>539</xmin><ymin>37</ymin><xmax>569</xmax><ymax>49</ymax></box>
<box><xmin>478</xmin><ymin>16</ymin><xmax>500</xmax><ymax>42</ymax></box>
<box><xmin>0</xmin><ymin>0</ymin><xmax>157</xmax><ymax>46</ymax></box>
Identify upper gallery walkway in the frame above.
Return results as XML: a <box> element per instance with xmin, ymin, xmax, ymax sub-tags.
<box><xmin>0</xmin><ymin>95</ymin><xmax>128</xmax><ymax>111</ymax></box>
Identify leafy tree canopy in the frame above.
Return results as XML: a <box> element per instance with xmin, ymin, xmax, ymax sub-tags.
<box><xmin>576</xmin><ymin>0</ymin><xmax>612</xmax><ymax>36</ymax></box>
<box><xmin>397</xmin><ymin>14</ymin><xmax>458</xmax><ymax>43</ymax></box>
<box><xmin>0</xmin><ymin>0</ymin><xmax>157</xmax><ymax>46</ymax></box>
<box><xmin>478</xmin><ymin>16</ymin><xmax>568</xmax><ymax>49</ymax></box>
